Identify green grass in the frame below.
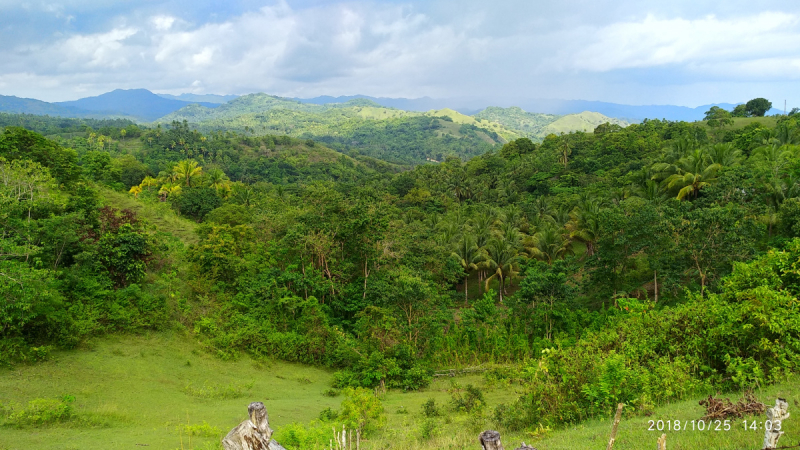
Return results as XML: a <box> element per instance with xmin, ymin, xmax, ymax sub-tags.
<box><xmin>0</xmin><ymin>333</ymin><xmax>338</xmax><ymax>450</ymax></box>
<box><xmin>700</xmin><ymin>116</ymin><xmax>780</xmax><ymax>131</ymax></box>
<box><xmin>99</xmin><ymin>188</ymin><xmax>199</xmax><ymax>245</ymax></box>
<box><xmin>1</xmin><ymin>333</ymin><xmax>798</xmax><ymax>450</ymax></box>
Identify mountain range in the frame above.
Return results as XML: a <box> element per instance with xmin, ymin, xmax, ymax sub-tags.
<box><xmin>1</xmin><ymin>88</ymin><xmax>784</xmax><ymax>124</ymax></box>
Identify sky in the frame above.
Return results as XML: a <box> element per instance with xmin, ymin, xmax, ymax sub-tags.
<box><xmin>1</xmin><ymin>0</ymin><xmax>799</xmax><ymax>107</ymax></box>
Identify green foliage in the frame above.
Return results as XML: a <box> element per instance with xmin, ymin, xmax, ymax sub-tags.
<box><xmin>449</xmin><ymin>383</ymin><xmax>485</xmax><ymax>412</ymax></box>
<box><xmin>338</xmin><ymin>387</ymin><xmax>386</xmax><ymax>435</ymax></box>
<box><xmin>745</xmin><ymin>98</ymin><xmax>773</xmax><ymax>117</ymax></box>
<box><xmin>178</xmin><ymin>421</ymin><xmax>222</xmax><ymax>438</ymax></box>
<box><xmin>274</xmin><ymin>420</ymin><xmax>332</xmax><ymax>450</ymax></box>
<box><xmin>171</xmin><ymin>186</ymin><xmax>222</xmax><ymax>221</ymax></box>
<box><xmin>2</xmin><ymin>395</ymin><xmax>75</xmax><ymax>428</ymax></box>
<box><xmin>421</xmin><ymin>398</ymin><xmax>441</xmax><ymax>418</ymax></box>
<box><xmin>181</xmin><ymin>381</ymin><xmax>252</xmax><ymax>400</ymax></box>
<box><xmin>419</xmin><ymin>417</ymin><xmax>440</xmax><ymax>440</ymax></box>
<box><xmin>0</xmin><ymin>127</ymin><xmax>81</xmax><ymax>184</ymax></box>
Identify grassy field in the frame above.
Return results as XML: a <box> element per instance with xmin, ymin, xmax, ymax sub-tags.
<box><xmin>1</xmin><ymin>333</ymin><xmax>797</xmax><ymax>450</ymax></box>
<box><xmin>699</xmin><ymin>116</ymin><xmax>780</xmax><ymax>131</ymax></box>
<box><xmin>100</xmin><ymin>188</ymin><xmax>198</xmax><ymax>245</ymax></box>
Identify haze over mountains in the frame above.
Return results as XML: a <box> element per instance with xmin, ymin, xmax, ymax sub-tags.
<box><xmin>0</xmin><ymin>88</ymin><xmax>780</xmax><ymax>125</ymax></box>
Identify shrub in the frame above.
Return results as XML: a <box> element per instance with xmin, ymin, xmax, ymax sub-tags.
<box><xmin>4</xmin><ymin>395</ymin><xmax>75</xmax><ymax>428</ymax></box>
<box><xmin>421</xmin><ymin>398</ymin><xmax>440</xmax><ymax>418</ymax></box>
<box><xmin>419</xmin><ymin>418</ymin><xmax>440</xmax><ymax>440</ymax></box>
<box><xmin>449</xmin><ymin>383</ymin><xmax>485</xmax><ymax>412</ymax></box>
<box><xmin>338</xmin><ymin>387</ymin><xmax>385</xmax><ymax>436</ymax></box>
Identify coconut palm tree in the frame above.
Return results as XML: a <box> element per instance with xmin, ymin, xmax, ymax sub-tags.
<box><xmin>566</xmin><ymin>199</ymin><xmax>601</xmax><ymax>257</ymax></box>
<box><xmin>206</xmin><ymin>167</ymin><xmax>231</xmax><ymax>195</ymax></box>
<box><xmin>527</xmin><ymin>224</ymin><xmax>572</xmax><ymax>264</ymax></box>
<box><xmin>453</xmin><ymin>234</ymin><xmax>480</xmax><ymax>304</ymax></box>
<box><xmin>558</xmin><ymin>139</ymin><xmax>571</xmax><ymax>169</ymax></box>
<box><xmin>129</xmin><ymin>185</ymin><xmax>142</xmax><ymax>198</ymax></box>
<box><xmin>158</xmin><ymin>183</ymin><xmax>181</xmax><ymax>201</ymax></box>
<box><xmin>656</xmin><ymin>148</ymin><xmax>721</xmax><ymax>200</ymax></box>
<box><xmin>482</xmin><ymin>237</ymin><xmax>520</xmax><ymax>302</ymax></box>
<box><xmin>706</xmin><ymin>143</ymin><xmax>742</xmax><ymax>167</ymax></box>
<box><xmin>172</xmin><ymin>160</ymin><xmax>203</xmax><ymax>187</ymax></box>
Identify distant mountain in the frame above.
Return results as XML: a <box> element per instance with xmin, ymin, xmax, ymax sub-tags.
<box><xmin>0</xmin><ymin>94</ymin><xmax>86</xmax><ymax>116</ymax></box>
<box><xmin>298</xmin><ymin>95</ymin><xmax>784</xmax><ymax>122</ymax></box>
<box><xmin>159</xmin><ymin>93</ymin><xmax>522</xmax><ymax>164</ymax></box>
<box><xmin>157</xmin><ymin>93</ymin><xmax>239</xmax><ymax>104</ymax></box>
<box><xmin>472</xmin><ymin>106</ymin><xmax>628</xmax><ymax>139</ymax></box>
<box><xmin>56</xmin><ymin>89</ymin><xmax>218</xmax><ymax>122</ymax></box>
<box><xmin>297</xmin><ymin>95</ymin><xmax>452</xmax><ymax>113</ymax></box>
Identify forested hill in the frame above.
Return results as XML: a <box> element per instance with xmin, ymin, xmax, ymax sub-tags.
<box><xmin>159</xmin><ymin>94</ymin><xmax>519</xmax><ymax>164</ymax></box>
<box><xmin>473</xmin><ymin>106</ymin><xmax>629</xmax><ymax>139</ymax></box>
<box><xmin>2</xmin><ymin>110</ymin><xmax>800</xmax><ymax>441</ymax></box>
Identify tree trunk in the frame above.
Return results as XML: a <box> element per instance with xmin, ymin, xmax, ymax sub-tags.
<box><xmin>222</xmin><ymin>402</ymin><xmax>287</xmax><ymax>450</ymax></box>
<box><xmin>479</xmin><ymin>430</ymin><xmax>504</xmax><ymax>450</ymax></box>
<box><xmin>606</xmin><ymin>403</ymin><xmax>624</xmax><ymax>450</ymax></box>
<box><xmin>763</xmin><ymin>398</ymin><xmax>789</xmax><ymax>449</ymax></box>
<box><xmin>465</xmin><ymin>274</ymin><xmax>469</xmax><ymax>305</ymax></box>
<box><xmin>654</xmin><ymin>270</ymin><xmax>658</xmax><ymax>303</ymax></box>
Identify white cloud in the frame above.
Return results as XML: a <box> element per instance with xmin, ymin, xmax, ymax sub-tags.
<box><xmin>569</xmin><ymin>12</ymin><xmax>800</xmax><ymax>72</ymax></box>
<box><xmin>57</xmin><ymin>27</ymin><xmax>139</xmax><ymax>69</ymax></box>
<box><xmin>151</xmin><ymin>15</ymin><xmax>175</xmax><ymax>31</ymax></box>
<box><xmin>2</xmin><ymin>1</ymin><xmax>800</xmax><ymax>106</ymax></box>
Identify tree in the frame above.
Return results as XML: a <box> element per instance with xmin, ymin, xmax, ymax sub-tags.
<box><xmin>482</xmin><ymin>237</ymin><xmax>520</xmax><ymax>302</ymax></box>
<box><xmin>558</xmin><ymin>139</ymin><xmax>571</xmax><ymax>170</ymax></box>
<box><xmin>731</xmin><ymin>104</ymin><xmax>749</xmax><ymax>118</ymax></box>
<box><xmin>339</xmin><ymin>387</ymin><xmax>386</xmax><ymax>436</ymax></box>
<box><xmin>172</xmin><ymin>160</ymin><xmax>203</xmax><ymax>187</ymax></box>
<box><xmin>655</xmin><ymin>149</ymin><xmax>721</xmax><ymax>200</ymax></box>
<box><xmin>745</xmin><ymin>98</ymin><xmax>773</xmax><ymax>117</ymax></box>
<box><xmin>526</xmin><ymin>224</ymin><xmax>572</xmax><ymax>264</ymax></box>
<box><xmin>704</xmin><ymin>106</ymin><xmax>734</xmax><ymax>129</ymax></box>
<box><xmin>452</xmin><ymin>234</ymin><xmax>480</xmax><ymax>304</ymax></box>
<box><xmin>566</xmin><ymin>199</ymin><xmax>601</xmax><ymax>256</ymax></box>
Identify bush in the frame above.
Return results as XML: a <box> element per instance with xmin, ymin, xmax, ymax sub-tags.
<box><xmin>497</xmin><ymin>240</ymin><xmax>800</xmax><ymax>430</ymax></box>
<box><xmin>3</xmin><ymin>395</ymin><xmax>75</xmax><ymax>428</ymax></box>
<box><xmin>419</xmin><ymin>418</ymin><xmax>440</xmax><ymax>440</ymax></box>
<box><xmin>421</xmin><ymin>398</ymin><xmax>441</xmax><ymax>418</ymax></box>
<box><xmin>449</xmin><ymin>383</ymin><xmax>485</xmax><ymax>412</ymax></box>
<box><xmin>273</xmin><ymin>421</ymin><xmax>331</xmax><ymax>450</ymax></box>
<box><xmin>338</xmin><ymin>387</ymin><xmax>385</xmax><ymax>436</ymax></box>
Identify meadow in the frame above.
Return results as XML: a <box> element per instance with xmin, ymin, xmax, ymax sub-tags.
<box><xmin>1</xmin><ymin>333</ymin><xmax>797</xmax><ymax>450</ymax></box>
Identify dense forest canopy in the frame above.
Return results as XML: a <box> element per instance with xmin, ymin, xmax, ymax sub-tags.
<box><xmin>1</xmin><ymin>106</ymin><xmax>800</xmax><ymax>432</ymax></box>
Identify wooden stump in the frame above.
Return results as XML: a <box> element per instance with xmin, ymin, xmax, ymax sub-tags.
<box><xmin>656</xmin><ymin>433</ymin><xmax>666</xmax><ymax>450</ymax></box>
<box><xmin>479</xmin><ymin>430</ymin><xmax>504</xmax><ymax>450</ymax></box>
<box><xmin>763</xmin><ymin>398</ymin><xmax>789</xmax><ymax>449</ymax></box>
<box><xmin>514</xmin><ymin>442</ymin><xmax>537</xmax><ymax>450</ymax></box>
<box><xmin>222</xmin><ymin>402</ymin><xmax>287</xmax><ymax>450</ymax></box>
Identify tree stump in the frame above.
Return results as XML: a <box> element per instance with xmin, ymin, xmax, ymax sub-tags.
<box><xmin>656</xmin><ymin>433</ymin><xmax>666</xmax><ymax>450</ymax></box>
<box><xmin>763</xmin><ymin>398</ymin><xmax>789</xmax><ymax>449</ymax></box>
<box><xmin>222</xmin><ymin>402</ymin><xmax>287</xmax><ymax>450</ymax></box>
<box><xmin>479</xmin><ymin>430</ymin><xmax>504</xmax><ymax>450</ymax></box>
<box><xmin>514</xmin><ymin>442</ymin><xmax>537</xmax><ymax>450</ymax></box>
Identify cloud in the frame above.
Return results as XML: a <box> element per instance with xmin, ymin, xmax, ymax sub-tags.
<box><xmin>1</xmin><ymin>1</ymin><xmax>799</xmax><ymax>106</ymax></box>
<box><xmin>569</xmin><ymin>12</ymin><xmax>800</xmax><ymax>73</ymax></box>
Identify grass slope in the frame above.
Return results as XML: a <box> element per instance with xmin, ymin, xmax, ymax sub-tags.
<box><xmin>1</xmin><ymin>333</ymin><xmax>797</xmax><ymax>450</ymax></box>
<box><xmin>99</xmin><ymin>188</ymin><xmax>198</xmax><ymax>245</ymax></box>
<box><xmin>542</xmin><ymin>111</ymin><xmax>629</xmax><ymax>136</ymax></box>
<box><xmin>472</xmin><ymin>107</ymin><xmax>628</xmax><ymax>141</ymax></box>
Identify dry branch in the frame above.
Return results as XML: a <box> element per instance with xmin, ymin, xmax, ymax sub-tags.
<box><xmin>699</xmin><ymin>391</ymin><xmax>766</xmax><ymax>420</ymax></box>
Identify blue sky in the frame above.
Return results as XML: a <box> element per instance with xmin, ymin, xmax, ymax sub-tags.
<box><xmin>1</xmin><ymin>0</ymin><xmax>799</xmax><ymax>107</ymax></box>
